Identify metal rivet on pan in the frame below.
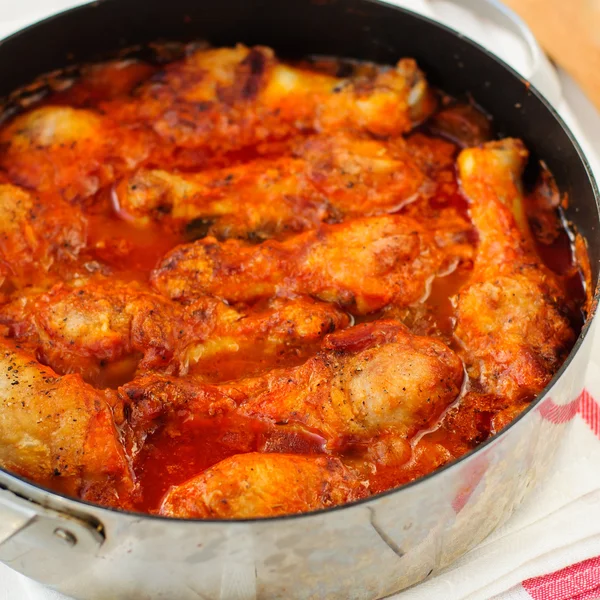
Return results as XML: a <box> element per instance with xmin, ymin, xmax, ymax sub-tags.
<box><xmin>53</xmin><ymin>528</ymin><xmax>77</xmax><ymax>547</ymax></box>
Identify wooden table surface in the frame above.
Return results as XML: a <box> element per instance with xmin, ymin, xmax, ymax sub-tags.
<box><xmin>502</xmin><ymin>0</ymin><xmax>600</xmax><ymax>109</ymax></box>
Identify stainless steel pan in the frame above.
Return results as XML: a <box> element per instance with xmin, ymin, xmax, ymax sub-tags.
<box><xmin>0</xmin><ymin>1</ymin><xmax>598</xmax><ymax>598</ymax></box>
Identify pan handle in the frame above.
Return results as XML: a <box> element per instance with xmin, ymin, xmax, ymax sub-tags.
<box><xmin>0</xmin><ymin>487</ymin><xmax>37</xmax><ymax>548</ymax></box>
<box><xmin>0</xmin><ymin>486</ymin><xmax>104</xmax><ymax>564</ymax></box>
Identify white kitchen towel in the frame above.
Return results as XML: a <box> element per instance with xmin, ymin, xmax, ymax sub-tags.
<box><xmin>0</xmin><ymin>1</ymin><xmax>599</xmax><ymax>599</ymax></box>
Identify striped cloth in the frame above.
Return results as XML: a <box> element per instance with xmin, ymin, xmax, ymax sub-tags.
<box><xmin>499</xmin><ymin>556</ymin><xmax>600</xmax><ymax>600</ymax></box>
<box><xmin>492</xmin><ymin>392</ymin><xmax>600</xmax><ymax>600</ymax></box>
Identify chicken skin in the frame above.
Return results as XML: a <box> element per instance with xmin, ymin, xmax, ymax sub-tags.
<box><xmin>116</xmin><ymin>157</ymin><xmax>329</xmax><ymax>240</ymax></box>
<box><xmin>455</xmin><ymin>139</ymin><xmax>574</xmax><ymax>404</ymax></box>
<box><xmin>0</xmin><ymin>183</ymin><xmax>87</xmax><ymax>289</ymax></box>
<box><xmin>115</xmin><ymin>133</ymin><xmax>428</xmax><ymax>240</ymax></box>
<box><xmin>0</xmin><ymin>278</ymin><xmax>349</xmax><ymax>385</ymax></box>
<box><xmin>117</xmin><ymin>45</ymin><xmax>432</xmax><ymax>155</ymax></box>
<box><xmin>159</xmin><ymin>453</ymin><xmax>367</xmax><ymax>518</ymax></box>
<box><xmin>293</xmin><ymin>133</ymin><xmax>428</xmax><ymax>215</ymax></box>
<box><xmin>234</xmin><ymin>321</ymin><xmax>464</xmax><ymax>447</ymax></box>
<box><xmin>0</xmin><ymin>106</ymin><xmax>149</xmax><ymax>202</ymax></box>
<box><xmin>0</xmin><ymin>340</ymin><xmax>132</xmax><ymax>505</ymax></box>
<box><xmin>0</xmin><ymin>278</ymin><xmax>186</xmax><ymax>386</ymax></box>
<box><xmin>123</xmin><ymin>321</ymin><xmax>464</xmax><ymax>451</ymax></box>
<box><xmin>152</xmin><ymin>215</ymin><xmax>447</xmax><ymax>314</ymax></box>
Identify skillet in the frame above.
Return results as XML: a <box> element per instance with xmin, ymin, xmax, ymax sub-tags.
<box><xmin>0</xmin><ymin>1</ymin><xmax>598</xmax><ymax>598</ymax></box>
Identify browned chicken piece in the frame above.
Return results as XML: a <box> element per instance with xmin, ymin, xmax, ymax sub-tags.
<box><xmin>115</xmin><ymin>132</ymin><xmax>429</xmax><ymax>240</ymax></box>
<box><xmin>0</xmin><ymin>340</ymin><xmax>132</xmax><ymax>506</ymax></box>
<box><xmin>454</xmin><ymin>139</ymin><xmax>574</xmax><ymax>405</ymax></box>
<box><xmin>0</xmin><ymin>278</ymin><xmax>349</xmax><ymax>385</ymax></box>
<box><xmin>233</xmin><ymin>321</ymin><xmax>464</xmax><ymax>448</ymax></box>
<box><xmin>159</xmin><ymin>453</ymin><xmax>367</xmax><ymax>518</ymax></box>
<box><xmin>122</xmin><ymin>321</ymin><xmax>464</xmax><ymax>451</ymax></box>
<box><xmin>121</xmin><ymin>373</ymin><xmax>241</xmax><ymax>450</ymax></box>
<box><xmin>0</xmin><ymin>278</ymin><xmax>187</xmax><ymax>387</ymax></box>
<box><xmin>117</xmin><ymin>45</ymin><xmax>432</xmax><ymax>154</ymax></box>
<box><xmin>293</xmin><ymin>133</ymin><xmax>429</xmax><ymax>214</ymax></box>
<box><xmin>0</xmin><ymin>183</ymin><xmax>87</xmax><ymax>289</ymax></box>
<box><xmin>0</xmin><ymin>106</ymin><xmax>151</xmax><ymax>201</ymax></box>
<box><xmin>152</xmin><ymin>215</ymin><xmax>448</xmax><ymax>314</ymax></box>
<box><xmin>183</xmin><ymin>296</ymin><xmax>350</xmax><ymax>380</ymax></box>
<box><xmin>258</xmin><ymin>53</ymin><xmax>432</xmax><ymax>137</ymax></box>
<box><xmin>115</xmin><ymin>157</ymin><xmax>329</xmax><ymax>240</ymax></box>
